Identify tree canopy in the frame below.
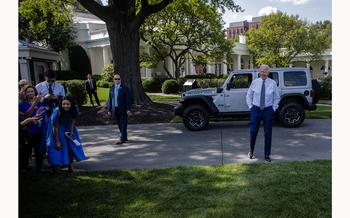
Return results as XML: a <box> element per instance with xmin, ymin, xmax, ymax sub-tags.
<box><xmin>246</xmin><ymin>11</ymin><xmax>331</xmax><ymax>67</ymax></box>
<box><xmin>140</xmin><ymin>0</ymin><xmax>234</xmax><ymax>79</ymax></box>
<box><xmin>77</xmin><ymin>0</ymin><xmax>242</xmax><ymax>104</ymax></box>
<box><xmin>19</xmin><ymin>0</ymin><xmax>75</xmax><ymax>52</ymax></box>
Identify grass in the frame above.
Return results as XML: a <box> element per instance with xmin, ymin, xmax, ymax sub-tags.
<box><xmin>19</xmin><ymin>160</ymin><xmax>331</xmax><ymax>217</ymax></box>
<box><xmin>318</xmin><ymin>100</ymin><xmax>332</xmax><ymax>105</ymax></box>
<box><xmin>306</xmin><ymin>106</ymin><xmax>332</xmax><ymax>119</ymax></box>
<box><xmin>147</xmin><ymin>93</ymin><xmax>181</xmax><ymax>103</ymax></box>
<box><xmin>84</xmin><ymin>88</ymin><xmax>181</xmax><ymax>106</ymax></box>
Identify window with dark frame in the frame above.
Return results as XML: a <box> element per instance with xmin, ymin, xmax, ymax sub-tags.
<box><xmin>228</xmin><ymin>74</ymin><xmax>253</xmax><ymax>89</ymax></box>
<box><xmin>284</xmin><ymin>71</ymin><xmax>307</xmax><ymax>86</ymax></box>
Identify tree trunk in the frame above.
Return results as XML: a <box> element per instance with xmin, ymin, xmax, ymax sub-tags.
<box><xmin>106</xmin><ymin>21</ymin><xmax>152</xmax><ymax>105</ymax></box>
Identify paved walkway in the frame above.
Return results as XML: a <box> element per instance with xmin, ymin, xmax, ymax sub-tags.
<box><xmin>73</xmin><ymin>119</ymin><xmax>331</xmax><ymax>171</ymax></box>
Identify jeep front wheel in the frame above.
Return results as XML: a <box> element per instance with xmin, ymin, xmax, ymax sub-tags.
<box><xmin>278</xmin><ymin>102</ymin><xmax>305</xmax><ymax>127</ymax></box>
<box><xmin>182</xmin><ymin>105</ymin><xmax>209</xmax><ymax>131</ymax></box>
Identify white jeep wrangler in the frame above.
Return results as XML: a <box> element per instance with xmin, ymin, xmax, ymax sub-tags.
<box><xmin>174</xmin><ymin>68</ymin><xmax>320</xmax><ymax>131</ymax></box>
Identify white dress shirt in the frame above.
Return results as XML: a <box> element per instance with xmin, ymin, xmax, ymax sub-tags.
<box><xmin>246</xmin><ymin>77</ymin><xmax>280</xmax><ymax>111</ymax></box>
<box><xmin>35</xmin><ymin>81</ymin><xmax>66</xmax><ymax>98</ymax></box>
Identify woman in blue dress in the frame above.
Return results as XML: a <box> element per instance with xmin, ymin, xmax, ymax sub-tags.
<box><xmin>46</xmin><ymin>96</ymin><xmax>86</xmax><ymax>172</ymax></box>
<box><xmin>19</xmin><ymin>85</ymin><xmax>46</xmax><ymax>171</ymax></box>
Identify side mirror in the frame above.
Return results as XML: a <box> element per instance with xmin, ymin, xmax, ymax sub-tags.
<box><xmin>217</xmin><ymin>87</ymin><xmax>223</xmax><ymax>93</ymax></box>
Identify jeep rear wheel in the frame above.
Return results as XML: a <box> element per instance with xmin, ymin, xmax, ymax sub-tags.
<box><xmin>278</xmin><ymin>102</ymin><xmax>305</xmax><ymax>127</ymax></box>
<box><xmin>182</xmin><ymin>105</ymin><xmax>209</xmax><ymax>131</ymax></box>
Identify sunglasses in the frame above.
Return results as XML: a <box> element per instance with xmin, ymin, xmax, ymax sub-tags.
<box><xmin>114</xmin><ymin>78</ymin><xmax>121</xmax><ymax>80</ymax></box>
<box><xmin>47</xmin><ymin>79</ymin><xmax>55</xmax><ymax>82</ymax></box>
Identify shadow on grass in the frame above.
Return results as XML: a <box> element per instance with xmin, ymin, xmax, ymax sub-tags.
<box><xmin>19</xmin><ymin>160</ymin><xmax>331</xmax><ymax>218</ymax></box>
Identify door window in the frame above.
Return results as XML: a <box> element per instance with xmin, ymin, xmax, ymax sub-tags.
<box><xmin>228</xmin><ymin>74</ymin><xmax>252</xmax><ymax>89</ymax></box>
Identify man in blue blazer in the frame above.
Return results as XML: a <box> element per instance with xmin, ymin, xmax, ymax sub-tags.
<box><xmin>107</xmin><ymin>73</ymin><xmax>132</xmax><ymax>144</ymax></box>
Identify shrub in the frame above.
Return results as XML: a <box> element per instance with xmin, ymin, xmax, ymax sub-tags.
<box><xmin>319</xmin><ymin>76</ymin><xmax>332</xmax><ymax>99</ymax></box>
<box><xmin>92</xmin><ymin>74</ymin><xmax>102</xmax><ymax>81</ymax></box>
<box><xmin>162</xmin><ymin>79</ymin><xmax>180</xmax><ymax>94</ymax></box>
<box><xmin>96</xmin><ymin>80</ymin><xmax>113</xmax><ymax>88</ymax></box>
<box><xmin>184</xmin><ymin>74</ymin><xmax>228</xmax><ymax>79</ymax></box>
<box><xmin>142</xmin><ymin>78</ymin><xmax>165</xmax><ymax>93</ymax></box>
<box><xmin>100</xmin><ymin>64</ymin><xmax>114</xmax><ymax>82</ymax></box>
<box><xmin>58</xmin><ymin>80</ymin><xmax>87</xmax><ymax>106</ymax></box>
<box><xmin>196</xmin><ymin>79</ymin><xmax>225</xmax><ymax>88</ymax></box>
<box><xmin>55</xmin><ymin>70</ymin><xmax>84</xmax><ymax>80</ymax></box>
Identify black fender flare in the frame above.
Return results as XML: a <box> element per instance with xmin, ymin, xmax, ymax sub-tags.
<box><xmin>182</xmin><ymin>95</ymin><xmax>219</xmax><ymax>114</ymax></box>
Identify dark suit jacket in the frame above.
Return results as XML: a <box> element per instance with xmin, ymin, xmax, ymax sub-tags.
<box><xmin>85</xmin><ymin>80</ymin><xmax>97</xmax><ymax>93</ymax></box>
<box><xmin>107</xmin><ymin>84</ymin><xmax>132</xmax><ymax>117</ymax></box>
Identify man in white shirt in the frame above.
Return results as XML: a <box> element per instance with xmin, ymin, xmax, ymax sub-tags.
<box><xmin>246</xmin><ymin>64</ymin><xmax>280</xmax><ymax>162</ymax></box>
<box><xmin>35</xmin><ymin>70</ymin><xmax>65</xmax><ymax>116</ymax></box>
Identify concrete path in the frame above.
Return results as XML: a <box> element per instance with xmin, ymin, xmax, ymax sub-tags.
<box><xmin>74</xmin><ymin>119</ymin><xmax>331</xmax><ymax>171</ymax></box>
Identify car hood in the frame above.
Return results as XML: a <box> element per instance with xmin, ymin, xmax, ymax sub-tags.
<box><xmin>182</xmin><ymin>88</ymin><xmax>217</xmax><ymax>97</ymax></box>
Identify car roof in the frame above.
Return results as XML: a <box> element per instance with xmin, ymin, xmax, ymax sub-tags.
<box><xmin>232</xmin><ymin>67</ymin><xmax>308</xmax><ymax>74</ymax></box>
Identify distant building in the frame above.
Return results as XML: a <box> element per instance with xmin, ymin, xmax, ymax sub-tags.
<box><xmin>226</xmin><ymin>16</ymin><xmax>261</xmax><ymax>39</ymax></box>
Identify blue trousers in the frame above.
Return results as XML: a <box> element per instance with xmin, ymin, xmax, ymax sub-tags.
<box><xmin>250</xmin><ymin>105</ymin><xmax>275</xmax><ymax>157</ymax></box>
<box><xmin>115</xmin><ymin>107</ymin><xmax>128</xmax><ymax>141</ymax></box>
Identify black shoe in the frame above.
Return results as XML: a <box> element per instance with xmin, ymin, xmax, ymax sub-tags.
<box><xmin>264</xmin><ymin>156</ymin><xmax>272</xmax><ymax>162</ymax></box>
<box><xmin>248</xmin><ymin>152</ymin><xmax>256</xmax><ymax>159</ymax></box>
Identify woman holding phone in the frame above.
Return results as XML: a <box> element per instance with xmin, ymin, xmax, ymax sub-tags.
<box><xmin>19</xmin><ymin>85</ymin><xmax>46</xmax><ymax>171</ymax></box>
<box><xmin>46</xmin><ymin>96</ymin><xmax>86</xmax><ymax>173</ymax></box>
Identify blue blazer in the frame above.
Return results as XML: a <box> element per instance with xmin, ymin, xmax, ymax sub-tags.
<box><xmin>107</xmin><ymin>84</ymin><xmax>131</xmax><ymax>118</ymax></box>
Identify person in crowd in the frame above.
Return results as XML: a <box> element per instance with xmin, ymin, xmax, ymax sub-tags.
<box><xmin>35</xmin><ymin>69</ymin><xmax>65</xmax><ymax>116</ymax></box>
<box><xmin>246</xmin><ymin>64</ymin><xmax>280</xmax><ymax>162</ymax></box>
<box><xmin>19</xmin><ymin>112</ymin><xmax>42</xmax><ymax>172</ymax></box>
<box><xmin>19</xmin><ymin>85</ymin><xmax>47</xmax><ymax>171</ymax></box>
<box><xmin>18</xmin><ymin>79</ymin><xmax>29</xmax><ymax>101</ymax></box>
<box><xmin>85</xmin><ymin>74</ymin><xmax>100</xmax><ymax>106</ymax></box>
<box><xmin>107</xmin><ymin>73</ymin><xmax>132</xmax><ymax>144</ymax></box>
<box><xmin>46</xmin><ymin>96</ymin><xmax>86</xmax><ymax>173</ymax></box>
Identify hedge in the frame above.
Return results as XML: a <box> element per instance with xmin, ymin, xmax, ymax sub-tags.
<box><xmin>57</xmin><ymin>80</ymin><xmax>87</xmax><ymax>106</ymax></box>
<box><xmin>162</xmin><ymin>79</ymin><xmax>180</xmax><ymax>94</ymax></box>
<box><xmin>142</xmin><ymin>78</ymin><xmax>166</xmax><ymax>93</ymax></box>
<box><xmin>100</xmin><ymin>64</ymin><xmax>114</xmax><ymax>82</ymax></box>
<box><xmin>55</xmin><ymin>70</ymin><xmax>85</xmax><ymax>80</ymax></box>
<box><xmin>96</xmin><ymin>80</ymin><xmax>113</xmax><ymax>88</ymax></box>
<box><xmin>319</xmin><ymin>76</ymin><xmax>332</xmax><ymax>100</ymax></box>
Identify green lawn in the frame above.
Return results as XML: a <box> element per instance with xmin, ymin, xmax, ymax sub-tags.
<box><xmin>19</xmin><ymin>160</ymin><xmax>331</xmax><ymax>217</ymax></box>
<box><xmin>306</xmin><ymin>106</ymin><xmax>332</xmax><ymax>119</ymax></box>
<box><xmin>84</xmin><ymin>88</ymin><xmax>181</xmax><ymax>106</ymax></box>
<box><xmin>318</xmin><ymin>100</ymin><xmax>332</xmax><ymax>105</ymax></box>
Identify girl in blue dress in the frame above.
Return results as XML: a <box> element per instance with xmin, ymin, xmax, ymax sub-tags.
<box><xmin>19</xmin><ymin>85</ymin><xmax>46</xmax><ymax>171</ymax></box>
<box><xmin>46</xmin><ymin>96</ymin><xmax>86</xmax><ymax>172</ymax></box>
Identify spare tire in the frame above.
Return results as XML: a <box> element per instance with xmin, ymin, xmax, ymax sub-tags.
<box><xmin>311</xmin><ymin>79</ymin><xmax>321</xmax><ymax>104</ymax></box>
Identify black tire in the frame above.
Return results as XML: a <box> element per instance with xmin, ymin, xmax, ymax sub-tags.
<box><xmin>182</xmin><ymin>105</ymin><xmax>209</xmax><ymax>131</ymax></box>
<box><xmin>278</xmin><ymin>102</ymin><xmax>305</xmax><ymax>127</ymax></box>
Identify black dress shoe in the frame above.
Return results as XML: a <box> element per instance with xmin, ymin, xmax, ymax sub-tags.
<box><xmin>264</xmin><ymin>156</ymin><xmax>272</xmax><ymax>162</ymax></box>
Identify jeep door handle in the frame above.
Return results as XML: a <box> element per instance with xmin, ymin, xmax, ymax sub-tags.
<box><xmin>224</xmin><ymin>94</ymin><xmax>230</xmax><ymax>97</ymax></box>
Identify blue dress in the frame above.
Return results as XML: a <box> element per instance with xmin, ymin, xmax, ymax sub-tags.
<box><xmin>19</xmin><ymin>101</ymin><xmax>47</xmax><ymax>153</ymax></box>
<box><xmin>46</xmin><ymin>107</ymin><xmax>86</xmax><ymax>166</ymax></box>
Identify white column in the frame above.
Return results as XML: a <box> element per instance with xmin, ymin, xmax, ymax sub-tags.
<box><xmin>168</xmin><ymin>57</ymin><xmax>174</xmax><ymax>77</ymax></box>
<box><xmin>222</xmin><ymin>62</ymin><xmax>227</xmax><ymax>75</ymax></box>
<box><xmin>102</xmin><ymin>46</ymin><xmax>110</xmax><ymax>66</ymax></box>
<box><xmin>250</xmin><ymin>56</ymin><xmax>254</xmax><ymax>69</ymax></box>
<box><xmin>237</xmin><ymin>54</ymin><xmax>241</xmax><ymax>70</ymax></box>
<box><xmin>206</xmin><ymin>64</ymin><xmax>212</xmax><ymax>74</ymax></box>
<box><xmin>185</xmin><ymin>58</ymin><xmax>189</xmax><ymax>76</ymax></box>
<box><xmin>325</xmin><ymin>59</ymin><xmax>329</xmax><ymax>73</ymax></box>
<box><xmin>289</xmin><ymin>63</ymin><xmax>293</xmax><ymax>68</ymax></box>
<box><xmin>189</xmin><ymin>58</ymin><xmax>195</xmax><ymax>75</ymax></box>
<box><xmin>19</xmin><ymin>58</ymin><xmax>30</xmax><ymax>82</ymax></box>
